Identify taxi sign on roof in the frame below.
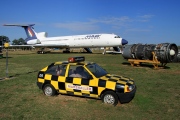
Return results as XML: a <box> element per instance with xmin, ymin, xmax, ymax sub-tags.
<box><xmin>68</xmin><ymin>56</ymin><xmax>85</xmax><ymax>63</ymax></box>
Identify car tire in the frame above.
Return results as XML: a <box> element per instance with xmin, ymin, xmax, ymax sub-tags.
<box><xmin>101</xmin><ymin>91</ymin><xmax>118</xmax><ymax>106</ymax></box>
<box><xmin>43</xmin><ymin>84</ymin><xmax>56</xmax><ymax>96</ymax></box>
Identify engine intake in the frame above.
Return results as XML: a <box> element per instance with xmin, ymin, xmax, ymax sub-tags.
<box><xmin>122</xmin><ymin>43</ymin><xmax>178</xmax><ymax>64</ymax></box>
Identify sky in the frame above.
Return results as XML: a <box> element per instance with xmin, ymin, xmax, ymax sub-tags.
<box><xmin>0</xmin><ymin>0</ymin><xmax>180</xmax><ymax>45</ymax></box>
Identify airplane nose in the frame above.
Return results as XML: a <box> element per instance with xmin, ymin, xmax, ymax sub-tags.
<box><xmin>122</xmin><ymin>39</ymin><xmax>128</xmax><ymax>45</ymax></box>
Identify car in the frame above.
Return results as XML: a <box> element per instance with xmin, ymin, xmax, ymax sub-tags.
<box><xmin>37</xmin><ymin>56</ymin><xmax>136</xmax><ymax>106</ymax></box>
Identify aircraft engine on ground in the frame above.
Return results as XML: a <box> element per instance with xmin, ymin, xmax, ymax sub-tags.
<box><xmin>122</xmin><ymin>43</ymin><xmax>178</xmax><ymax>64</ymax></box>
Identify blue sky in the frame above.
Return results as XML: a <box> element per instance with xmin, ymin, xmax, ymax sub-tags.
<box><xmin>0</xmin><ymin>0</ymin><xmax>180</xmax><ymax>45</ymax></box>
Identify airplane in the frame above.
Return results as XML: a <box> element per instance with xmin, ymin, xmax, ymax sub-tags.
<box><xmin>3</xmin><ymin>24</ymin><xmax>128</xmax><ymax>54</ymax></box>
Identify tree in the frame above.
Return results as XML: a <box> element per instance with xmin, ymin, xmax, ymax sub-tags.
<box><xmin>12</xmin><ymin>38</ymin><xmax>26</xmax><ymax>45</ymax></box>
<box><xmin>0</xmin><ymin>36</ymin><xmax>10</xmax><ymax>46</ymax></box>
<box><xmin>11</xmin><ymin>39</ymin><xmax>19</xmax><ymax>45</ymax></box>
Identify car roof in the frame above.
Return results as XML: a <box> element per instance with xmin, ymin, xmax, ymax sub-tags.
<box><xmin>54</xmin><ymin>61</ymin><xmax>94</xmax><ymax>66</ymax></box>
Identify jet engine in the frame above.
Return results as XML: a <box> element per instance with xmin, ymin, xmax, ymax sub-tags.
<box><xmin>122</xmin><ymin>43</ymin><xmax>178</xmax><ymax>64</ymax></box>
<box><xmin>37</xmin><ymin>32</ymin><xmax>48</xmax><ymax>38</ymax></box>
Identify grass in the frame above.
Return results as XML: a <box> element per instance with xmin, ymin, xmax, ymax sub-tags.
<box><xmin>0</xmin><ymin>50</ymin><xmax>180</xmax><ymax>120</ymax></box>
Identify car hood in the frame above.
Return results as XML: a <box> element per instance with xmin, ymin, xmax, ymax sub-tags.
<box><xmin>100</xmin><ymin>74</ymin><xmax>134</xmax><ymax>85</ymax></box>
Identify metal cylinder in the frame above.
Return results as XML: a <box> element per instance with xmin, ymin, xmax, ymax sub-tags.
<box><xmin>122</xmin><ymin>43</ymin><xmax>178</xmax><ymax>63</ymax></box>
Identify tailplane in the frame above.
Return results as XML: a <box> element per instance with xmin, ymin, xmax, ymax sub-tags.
<box><xmin>3</xmin><ymin>24</ymin><xmax>40</xmax><ymax>44</ymax></box>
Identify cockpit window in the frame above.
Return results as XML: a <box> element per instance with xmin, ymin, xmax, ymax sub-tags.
<box><xmin>114</xmin><ymin>36</ymin><xmax>121</xmax><ymax>38</ymax></box>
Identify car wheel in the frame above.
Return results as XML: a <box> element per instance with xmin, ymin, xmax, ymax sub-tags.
<box><xmin>102</xmin><ymin>91</ymin><xmax>118</xmax><ymax>106</ymax></box>
<box><xmin>43</xmin><ymin>84</ymin><xmax>56</xmax><ymax>96</ymax></box>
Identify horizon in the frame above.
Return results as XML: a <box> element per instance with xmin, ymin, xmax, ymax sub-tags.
<box><xmin>0</xmin><ymin>0</ymin><xmax>180</xmax><ymax>45</ymax></box>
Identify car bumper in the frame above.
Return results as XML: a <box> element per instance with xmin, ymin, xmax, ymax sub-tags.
<box><xmin>37</xmin><ymin>82</ymin><xmax>43</xmax><ymax>89</ymax></box>
<box><xmin>116</xmin><ymin>86</ymin><xmax>137</xmax><ymax>103</ymax></box>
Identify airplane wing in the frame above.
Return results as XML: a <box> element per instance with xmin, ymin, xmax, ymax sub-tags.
<box><xmin>4</xmin><ymin>44</ymin><xmax>69</xmax><ymax>48</ymax></box>
<box><xmin>32</xmin><ymin>44</ymin><xmax>69</xmax><ymax>48</ymax></box>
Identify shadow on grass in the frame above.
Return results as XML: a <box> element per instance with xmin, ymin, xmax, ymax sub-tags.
<box><xmin>47</xmin><ymin>51</ymin><xmax>94</xmax><ymax>54</ymax></box>
<box><xmin>1</xmin><ymin>56</ymin><xmax>13</xmax><ymax>59</ymax></box>
<box><xmin>122</xmin><ymin>62</ymin><xmax>171</xmax><ymax>69</ymax></box>
<box><xmin>0</xmin><ymin>70</ymin><xmax>38</xmax><ymax>81</ymax></box>
<box><xmin>56</xmin><ymin>92</ymin><xmax>132</xmax><ymax>106</ymax></box>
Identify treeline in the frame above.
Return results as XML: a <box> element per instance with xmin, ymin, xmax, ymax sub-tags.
<box><xmin>0</xmin><ymin>35</ymin><xmax>26</xmax><ymax>45</ymax></box>
<box><xmin>0</xmin><ymin>36</ymin><xmax>32</xmax><ymax>50</ymax></box>
<box><xmin>0</xmin><ymin>36</ymin><xmax>10</xmax><ymax>45</ymax></box>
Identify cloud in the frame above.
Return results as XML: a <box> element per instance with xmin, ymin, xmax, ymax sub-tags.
<box><xmin>137</xmin><ymin>14</ymin><xmax>155</xmax><ymax>22</ymax></box>
<box><xmin>138</xmin><ymin>14</ymin><xmax>154</xmax><ymax>19</ymax></box>
<box><xmin>52</xmin><ymin>15</ymin><xmax>154</xmax><ymax>33</ymax></box>
<box><xmin>53</xmin><ymin>21</ymin><xmax>99</xmax><ymax>31</ymax></box>
<box><xmin>53</xmin><ymin>16</ymin><xmax>133</xmax><ymax>32</ymax></box>
<box><xmin>126</xmin><ymin>28</ymin><xmax>151</xmax><ymax>32</ymax></box>
<box><xmin>89</xmin><ymin>16</ymin><xmax>133</xmax><ymax>27</ymax></box>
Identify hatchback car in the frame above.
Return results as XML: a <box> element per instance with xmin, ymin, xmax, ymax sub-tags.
<box><xmin>37</xmin><ymin>56</ymin><xmax>136</xmax><ymax>106</ymax></box>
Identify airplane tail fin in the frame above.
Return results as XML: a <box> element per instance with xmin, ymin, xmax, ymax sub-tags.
<box><xmin>23</xmin><ymin>24</ymin><xmax>38</xmax><ymax>40</ymax></box>
<box><xmin>3</xmin><ymin>24</ymin><xmax>38</xmax><ymax>41</ymax></box>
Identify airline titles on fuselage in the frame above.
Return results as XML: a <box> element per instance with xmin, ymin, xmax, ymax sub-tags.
<box><xmin>85</xmin><ymin>34</ymin><xmax>101</xmax><ymax>39</ymax></box>
<box><xmin>74</xmin><ymin>34</ymin><xmax>101</xmax><ymax>40</ymax></box>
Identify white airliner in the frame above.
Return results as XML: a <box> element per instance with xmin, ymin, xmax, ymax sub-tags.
<box><xmin>3</xmin><ymin>24</ymin><xmax>128</xmax><ymax>54</ymax></box>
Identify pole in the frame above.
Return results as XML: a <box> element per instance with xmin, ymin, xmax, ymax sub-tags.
<box><xmin>4</xmin><ymin>42</ymin><xmax>9</xmax><ymax>79</ymax></box>
<box><xmin>1</xmin><ymin>36</ymin><xmax>3</xmax><ymax>51</ymax></box>
<box><xmin>6</xmin><ymin>48</ymin><xmax>8</xmax><ymax>78</ymax></box>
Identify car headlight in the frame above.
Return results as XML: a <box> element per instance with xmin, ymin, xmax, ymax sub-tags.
<box><xmin>128</xmin><ymin>85</ymin><xmax>135</xmax><ymax>91</ymax></box>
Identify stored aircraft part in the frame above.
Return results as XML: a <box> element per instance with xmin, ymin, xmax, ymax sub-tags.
<box><xmin>63</xmin><ymin>48</ymin><xmax>70</xmax><ymax>53</ymax></box>
<box><xmin>128</xmin><ymin>52</ymin><xmax>161</xmax><ymax>69</ymax></box>
<box><xmin>122</xmin><ymin>43</ymin><xmax>178</xmax><ymax>64</ymax></box>
<box><xmin>83</xmin><ymin>48</ymin><xmax>92</xmax><ymax>53</ymax></box>
<box><xmin>113</xmin><ymin>47</ymin><xmax>120</xmax><ymax>52</ymax></box>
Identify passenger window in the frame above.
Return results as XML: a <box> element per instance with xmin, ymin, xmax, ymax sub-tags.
<box><xmin>46</xmin><ymin>65</ymin><xmax>67</xmax><ymax>76</ymax></box>
<box><xmin>68</xmin><ymin>65</ymin><xmax>90</xmax><ymax>79</ymax></box>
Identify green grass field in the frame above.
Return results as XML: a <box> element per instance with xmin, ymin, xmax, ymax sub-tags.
<box><xmin>0</xmin><ymin>51</ymin><xmax>179</xmax><ymax>120</ymax></box>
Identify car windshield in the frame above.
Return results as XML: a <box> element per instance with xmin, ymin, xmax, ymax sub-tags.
<box><xmin>86</xmin><ymin>63</ymin><xmax>108</xmax><ymax>77</ymax></box>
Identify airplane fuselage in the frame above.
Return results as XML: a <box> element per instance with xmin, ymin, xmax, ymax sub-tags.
<box><xmin>27</xmin><ymin>34</ymin><xmax>123</xmax><ymax>48</ymax></box>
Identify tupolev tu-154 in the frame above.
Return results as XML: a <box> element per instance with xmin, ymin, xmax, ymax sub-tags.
<box><xmin>3</xmin><ymin>24</ymin><xmax>128</xmax><ymax>54</ymax></box>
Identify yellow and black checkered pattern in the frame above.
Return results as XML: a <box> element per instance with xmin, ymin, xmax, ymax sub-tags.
<box><xmin>38</xmin><ymin>69</ymin><xmax>134</xmax><ymax>98</ymax></box>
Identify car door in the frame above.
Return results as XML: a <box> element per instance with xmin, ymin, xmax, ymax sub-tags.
<box><xmin>44</xmin><ymin>64</ymin><xmax>67</xmax><ymax>91</ymax></box>
<box><xmin>65</xmin><ymin>65</ymin><xmax>98</xmax><ymax>98</ymax></box>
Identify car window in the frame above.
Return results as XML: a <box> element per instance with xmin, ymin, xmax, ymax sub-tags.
<box><xmin>45</xmin><ymin>64</ymin><xmax>67</xmax><ymax>76</ymax></box>
<box><xmin>86</xmin><ymin>63</ymin><xmax>108</xmax><ymax>77</ymax></box>
<box><xmin>68</xmin><ymin>65</ymin><xmax>90</xmax><ymax>79</ymax></box>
